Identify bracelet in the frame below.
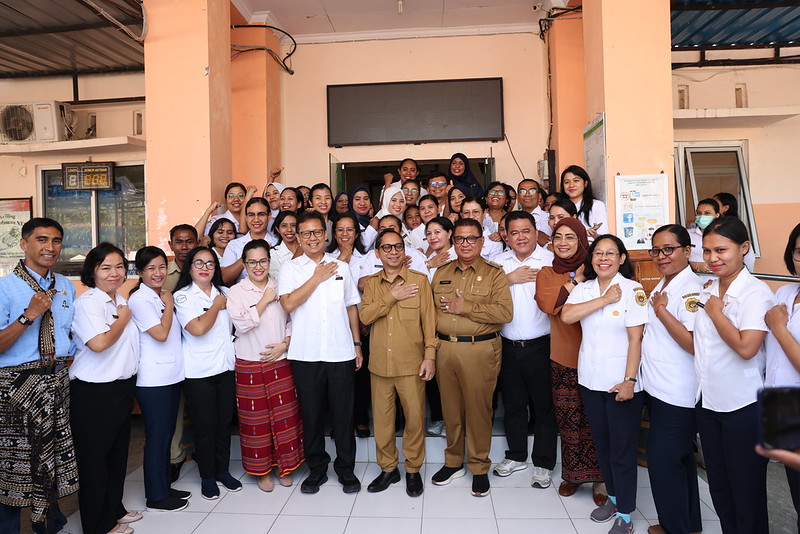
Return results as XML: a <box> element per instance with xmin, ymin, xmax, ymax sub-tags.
<box><xmin>623</xmin><ymin>376</ymin><xmax>637</xmax><ymax>383</ymax></box>
<box><xmin>353</xmin><ymin>341</ymin><xmax>362</xmax><ymax>347</ymax></box>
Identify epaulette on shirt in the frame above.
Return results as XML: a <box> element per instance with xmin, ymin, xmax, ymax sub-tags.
<box><xmin>407</xmin><ymin>268</ymin><xmax>426</xmax><ymax>277</ymax></box>
<box><xmin>438</xmin><ymin>258</ymin><xmax>457</xmax><ymax>268</ymax></box>
<box><xmin>483</xmin><ymin>260</ymin><xmax>503</xmax><ymax>269</ymax></box>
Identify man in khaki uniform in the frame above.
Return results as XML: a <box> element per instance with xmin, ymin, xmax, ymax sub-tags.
<box><xmin>359</xmin><ymin>229</ymin><xmax>437</xmax><ymax>497</ymax></box>
<box><xmin>430</xmin><ymin>218</ymin><xmax>513</xmax><ymax>497</ymax></box>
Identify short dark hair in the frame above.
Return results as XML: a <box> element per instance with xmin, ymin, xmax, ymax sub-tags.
<box><xmin>550</xmin><ymin>197</ymin><xmax>578</xmax><ymax>217</ymax></box>
<box><xmin>784</xmin><ymin>223</ymin><xmax>800</xmax><ymax>275</ymax></box>
<box><xmin>453</xmin><ymin>217</ymin><xmax>483</xmax><ymax>237</ymax></box>
<box><xmin>242</xmin><ymin>238</ymin><xmax>270</xmax><ymax>261</ymax></box>
<box><xmin>80</xmin><ymin>242</ymin><xmax>127</xmax><ymax>288</ymax></box>
<box><xmin>282</xmin><ymin>187</ymin><xmax>305</xmax><ymax>212</ymax></box>
<box><xmin>517</xmin><ymin>178</ymin><xmax>541</xmax><ymax>192</ymax></box>
<box><xmin>245</xmin><ymin>197</ymin><xmax>270</xmax><ymax>212</ymax></box>
<box><xmin>703</xmin><ymin>216</ymin><xmax>750</xmax><ymax>245</ymax></box>
<box><xmin>208</xmin><ymin>218</ymin><xmax>236</xmax><ymax>248</ymax></box>
<box><xmin>583</xmin><ymin>234</ymin><xmax>634</xmax><ymax>280</ymax></box>
<box><xmin>714</xmin><ymin>192</ymin><xmax>739</xmax><ymax>218</ymax></box>
<box><xmin>378</xmin><ymin>214</ymin><xmax>402</xmax><ymax>232</ymax></box>
<box><xmin>398</xmin><ymin>158</ymin><xmax>419</xmax><ymax>171</ymax></box>
<box><xmin>169</xmin><ymin>224</ymin><xmax>197</xmax><ymax>241</ymax></box>
<box><xmin>697</xmin><ymin>198</ymin><xmax>720</xmax><ymax>213</ymax></box>
<box><xmin>426</xmin><ymin>216</ymin><xmax>454</xmax><ymax>235</ymax></box>
<box><xmin>21</xmin><ymin>217</ymin><xmax>63</xmax><ymax>239</ymax></box>
<box><xmin>272</xmin><ymin>210</ymin><xmax>297</xmax><ymax>244</ymax></box>
<box><xmin>174</xmin><ymin>246</ymin><xmax>224</xmax><ymax>293</ymax></box>
<box><xmin>296</xmin><ymin>209</ymin><xmax>326</xmax><ymax>230</ymax></box>
<box><xmin>504</xmin><ymin>210</ymin><xmax>536</xmax><ymax>231</ymax></box>
<box><xmin>376</xmin><ymin>228</ymin><xmax>403</xmax><ymax>248</ymax></box>
<box><xmin>418</xmin><ymin>194</ymin><xmax>439</xmax><ymax>207</ymax></box>
<box><xmin>427</xmin><ymin>171</ymin><xmax>449</xmax><ymax>186</ymax></box>
<box><xmin>224</xmin><ymin>182</ymin><xmax>247</xmax><ymax>196</ymax></box>
<box><xmin>461</xmin><ymin>195</ymin><xmax>488</xmax><ymax>213</ymax></box>
<box><xmin>652</xmin><ymin>224</ymin><xmax>691</xmax><ymax>248</ymax></box>
<box><xmin>130</xmin><ymin>246</ymin><xmax>168</xmax><ymax>295</ymax></box>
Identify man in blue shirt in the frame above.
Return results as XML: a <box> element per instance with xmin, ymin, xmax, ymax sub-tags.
<box><xmin>0</xmin><ymin>217</ymin><xmax>78</xmax><ymax>534</ymax></box>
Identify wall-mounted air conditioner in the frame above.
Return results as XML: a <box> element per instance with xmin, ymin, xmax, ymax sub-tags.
<box><xmin>0</xmin><ymin>101</ymin><xmax>70</xmax><ymax>143</ymax></box>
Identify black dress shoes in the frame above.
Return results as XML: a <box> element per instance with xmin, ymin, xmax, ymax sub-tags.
<box><xmin>405</xmin><ymin>472</ymin><xmax>423</xmax><ymax>497</ymax></box>
<box><xmin>300</xmin><ymin>473</ymin><xmax>328</xmax><ymax>494</ymax></box>
<box><xmin>367</xmin><ymin>468</ymin><xmax>400</xmax><ymax>493</ymax></box>
<box><xmin>339</xmin><ymin>473</ymin><xmax>362</xmax><ymax>493</ymax></box>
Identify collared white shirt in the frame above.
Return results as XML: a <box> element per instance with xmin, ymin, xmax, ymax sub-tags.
<box><xmin>361</xmin><ymin>225</ymin><xmax>378</xmax><ymax>251</ymax></box>
<box><xmin>498</xmin><ymin>246</ymin><xmax>554</xmax><ymax>341</ymax></box>
<box><xmin>531</xmin><ymin>206</ymin><xmax>552</xmax><ymax>237</ymax></box>
<box><xmin>174</xmin><ymin>282</ymin><xmax>235</xmax><ymax>378</ymax></box>
<box><xmin>351</xmin><ymin>248</ymin><xmax>429</xmax><ymax>287</ymax></box>
<box><xmin>566</xmin><ymin>273</ymin><xmax>648</xmax><ymax>392</ymax></box>
<box><xmin>278</xmin><ymin>253</ymin><xmax>360</xmax><ymax>362</ymax></box>
<box><xmin>426</xmin><ymin>246</ymin><xmax>456</xmax><ymax>282</ymax></box>
<box><xmin>480</xmin><ymin>236</ymin><xmax>504</xmax><ymax>262</ymax></box>
<box><xmin>641</xmin><ymin>266</ymin><xmax>702</xmax><ymax>408</ymax></box>
<box><xmin>765</xmin><ymin>283</ymin><xmax>800</xmax><ymax>387</ymax></box>
<box><xmin>205</xmin><ymin>209</ymin><xmax>239</xmax><ymax>236</ymax></box>
<box><xmin>70</xmin><ymin>288</ymin><xmax>139</xmax><ymax>383</ymax></box>
<box><xmin>694</xmin><ymin>268</ymin><xmax>774</xmax><ymax>412</ymax></box>
<box><xmin>574</xmin><ymin>199</ymin><xmax>608</xmax><ymax>237</ymax></box>
<box><xmin>330</xmin><ymin>248</ymin><xmax>364</xmax><ymax>264</ymax></box>
<box><xmin>269</xmin><ymin>241</ymin><xmax>295</xmax><ymax>284</ymax></box>
<box><xmin>410</xmin><ymin>224</ymin><xmax>427</xmax><ymax>252</ymax></box>
<box><xmin>128</xmin><ymin>284</ymin><xmax>184</xmax><ymax>387</ymax></box>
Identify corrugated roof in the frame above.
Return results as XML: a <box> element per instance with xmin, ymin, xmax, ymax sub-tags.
<box><xmin>671</xmin><ymin>0</ymin><xmax>800</xmax><ymax>49</ymax></box>
<box><xmin>0</xmin><ymin>0</ymin><xmax>143</xmax><ymax>78</ymax></box>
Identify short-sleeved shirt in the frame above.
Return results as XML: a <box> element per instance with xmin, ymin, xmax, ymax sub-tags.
<box><xmin>0</xmin><ymin>267</ymin><xmax>76</xmax><ymax>367</ymax></box>
<box><xmin>174</xmin><ymin>283</ymin><xmax>235</xmax><ymax>378</ymax></box>
<box><xmin>566</xmin><ymin>273</ymin><xmax>648</xmax><ymax>392</ymax></box>
<box><xmin>278</xmin><ymin>253</ymin><xmax>360</xmax><ymax>363</ymax></box>
<box><xmin>765</xmin><ymin>283</ymin><xmax>800</xmax><ymax>387</ymax></box>
<box><xmin>497</xmin><ymin>246</ymin><xmax>554</xmax><ymax>341</ymax></box>
<box><xmin>574</xmin><ymin>199</ymin><xmax>608</xmax><ymax>237</ymax></box>
<box><xmin>694</xmin><ymin>268</ymin><xmax>774</xmax><ymax>412</ymax></box>
<box><xmin>70</xmin><ymin>288</ymin><xmax>139</xmax><ymax>383</ymax></box>
<box><xmin>690</xmin><ymin>223</ymin><xmax>756</xmax><ymax>278</ymax></box>
<box><xmin>480</xmin><ymin>237</ymin><xmax>504</xmax><ymax>262</ymax></box>
<box><xmin>206</xmin><ymin>209</ymin><xmax>239</xmax><ymax>236</ymax></box>
<box><xmin>530</xmin><ymin>206</ymin><xmax>552</xmax><ymax>237</ymax></box>
<box><xmin>128</xmin><ymin>284</ymin><xmax>184</xmax><ymax>387</ymax></box>
<box><xmin>640</xmin><ymin>266</ymin><xmax>702</xmax><ymax>408</ymax></box>
<box><xmin>221</xmin><ymin>233</ymin><xmax>253</xmax><ymax>284</ymax></box>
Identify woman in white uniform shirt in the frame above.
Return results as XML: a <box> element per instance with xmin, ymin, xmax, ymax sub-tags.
<box><xmin>173</xmin><ymin>247</ymin><xmax>239</xmax><ymax>501</ymax></box>
<box><xmin>128</xmin><ymin>247</ymin><xmax>190</xmax><ymax>512</ymax></box>
<box><xmin>423</xmin><ymin>217</ymin><xmax>455</xmax><ymax>282</ymax></box>
<box><xmin>70</xmin><ymin>243</ymin><xmax>140</xmax><ymax>534</ymax></box>
<box><xmin>641</xmin><ymin>225</ymin><xmax>703</xmax><ymax>534</ymax></box>
<box><xmin>694</xmin><ymin>217</ymin><xmax>773</xmax><ymax>534</ymax></box>
<box><xmin>561</xmin><ymin>235</ymin><xmax>647</xmax><ymax>534</ymax></box>
<box><xmin>326</xmin><ymin>212</ymin><xmax>367</xmax><ymax>265</ymax></box>
<box><xmin>560</xmin><ymin>165</ymin><xmax>607</xmax><ymax>240</ymax></box>
<box><xmin>763</xmin><ymin>223</ymin><xmax>800</xmax><ymax>529</ymax></box>
<box><xmin>268</xmin><ymin>211</ymin><xmax>300</xmax><ymax>285</ymax></box>
<box><xmin>411</xmin><ymin>195</ymin><xmax>440</xmax><ymax>252</ymax></box>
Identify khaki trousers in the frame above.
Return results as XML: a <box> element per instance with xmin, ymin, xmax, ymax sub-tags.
<box><xmin>437</xmin><ymin>336</ymin><xmax>501</xmax><ymax>475</ymax></box>
<box><xmin>370</xmin><ymin>373</ymin><xmax>426</xmax><ymax>473</ymax></box>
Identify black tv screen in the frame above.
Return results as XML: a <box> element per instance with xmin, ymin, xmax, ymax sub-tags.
<box><xmin>327</xmin><ymin>78</ymin><xmax>504</xmax><ymax>147</ymax></box>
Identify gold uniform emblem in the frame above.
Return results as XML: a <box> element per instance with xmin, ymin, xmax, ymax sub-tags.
<box><xmin>612</xmin><ymin>310</ymin><xmax>620</xmax><ymax>316</ymax></box>
<box><xmin>685</xmin><ymin>297</ymin><xmax>700</xmax><ymax>313</ymax></box>
<box><xmin>634</xmin><ymin>289</ymin><xmax>647</xmax><ymax>307</ymax></box>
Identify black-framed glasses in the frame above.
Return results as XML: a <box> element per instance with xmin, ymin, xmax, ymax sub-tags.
<box><xmin>192</xmin><ymin>260</ymin><xmax>216</xmax><ymax>270</ymax></box>
<box><xmin>378</xmin><ymin>243</ymin><xmax>405</xmax><ymax>252</ymax></box>
<box><xmin>298</xmin><ymin>229</ymin><xmax>325</xmax><ymax>239</ymax></box>
<box><xmin>648</xmin><ymin>246</ymin><xmax>683</xmax><ymax>258</ymax></box>
<box><xmin>244</xmin><ymin>259</ymin><xmax>269</xmax><ymax>268</ymax></box>
<box><xmin>454</xmin><ymin>235</ymin><xmax>481</xmax><ymax>245</ymax></box>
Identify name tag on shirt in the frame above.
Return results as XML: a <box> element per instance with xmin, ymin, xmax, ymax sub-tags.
<box><xmin>439</xmin><ymin>280</ymin><xmax>452</xmax><ymax>285</ymax></box>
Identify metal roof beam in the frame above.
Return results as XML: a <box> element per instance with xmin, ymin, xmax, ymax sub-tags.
<box><xmin>0</xmin><ymin>65</ymin><xmax>143</xmax><ymax>79</ymax></box>
<box><xmin>0</xmin><ymin>18</ymin><xmax>141</xmax><ymax>38</ymax></box>
<box><xmin>672</xmin><ymin>55</ymin><xmax>800</xmax><ymax>68</ymax></box>
<box><xmin>672</xmin><ymin>1</ymin><xmax>800</xmax><ymax>11</ymax></box>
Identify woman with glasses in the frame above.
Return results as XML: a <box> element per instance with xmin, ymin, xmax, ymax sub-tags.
<box><xmin>560</xmin><ymin>165</ymin><xmax>607</xmax><ymax>240</ymax></box>
<box><xmin>269</xmin><ymin>211</ymin><xmax>301</xmax><ymax>285</ymax></box>
<box><xmin>195</xmin><ymin>182</ymin><xmax>248</xmax><ymax>238</ymax></box>
<box><xmin>764</xmin><ymin>223</ymin><xmax>800</xmax><ymax>529</ymax></box>
<box><xmin>694</xmin><ymin>217</ymin><xmax>773</xmax><ymax>534</ymax></box>
<box><xmin>534</xmin><ymin>218</ymin><xmax>606</xmax><ymax>505</ymax></box>
<box><xmin>327</xmin><ymin>213</ymin><xmax>367</xmax><ymax>264</ymax></box>
<box><xmin>640</xmin><ymin>225</ymin><xmax>704</xmax><ymax>534</ymax></box>
<box><xmin>173</xmin><ymin>247</ymin><xmax>239</xmax><ymax>501</ymax></box>
<box><xmin>561</xmin><ymin>235</ymin><xmax>647</xmax><ymax>534</ymax></box>
<box><xmin>228</xmin><ymin>239</ymin><xmax>303</xmax><ymax>492</ymax></box>
<box><xmin>485</xmin><ymin>182</ymin><xmax>510</xmax><ymax>223</ymax></box>
<box><xmin>402</xmin><ymin>179</ymin><xmax>422</xmax><ymax>206</ymax></box>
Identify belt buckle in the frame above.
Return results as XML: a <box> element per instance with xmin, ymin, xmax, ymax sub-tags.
<box><xmin>448</xmin><ymin>335</ymin><xmax>458</xmax><ymax>343</ymax></box>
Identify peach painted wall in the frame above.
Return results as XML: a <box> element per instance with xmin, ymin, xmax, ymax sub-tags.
<box><xmin>280</xmin><ymin>33</ymin><xmax>547</xmax><ymax>187</ymax></box>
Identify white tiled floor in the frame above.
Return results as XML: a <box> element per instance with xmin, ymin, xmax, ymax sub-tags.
<box><xmin>64</xmin><ymin>436</ymin><xmax>720</xmax><ymax>534</ymax></box>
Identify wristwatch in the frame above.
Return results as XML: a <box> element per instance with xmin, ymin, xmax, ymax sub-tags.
<box><xmin>568</xmin><ymin>272</ymin><xmax>578</xmax><ymax>286</ymax></box>
<box><xmin>17</xmin><ymin>314</ymin><xmax>33</xmax><ymax>326</ymax></box>
<box><xmin>623</xmin><ymin>376</ymin><xmax>637</xmax><ymax>383</ymax></box>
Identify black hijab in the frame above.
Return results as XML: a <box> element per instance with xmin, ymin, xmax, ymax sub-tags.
<box><xmin>447</xmin><ymin>153</ymin><xmax>484</xmax><ymax>197</ymax></box>
<box><xmin>347</xmin><ymin>184</ymin><xmax>372</xmax><ymax>228</ymax></box>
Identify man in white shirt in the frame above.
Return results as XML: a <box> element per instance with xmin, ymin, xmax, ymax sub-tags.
<box><xmin>518</xmin><ymin>179</ymin><xmax>551</xmax><ymax>247</ymax></box>
<box><xmin>492</xmin><ymin>211</ymin><xmax>558</xmax><ymax>489</ymax></box>
<box><xmin>278</xmin><ymin>210</ymin><xmax>364</xmax><ymax>495</ymax></box>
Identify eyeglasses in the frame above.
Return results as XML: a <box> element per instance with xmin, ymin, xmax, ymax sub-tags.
<box><xmin>335</xmin><ymin>226</ymin><xmax>355</xmax><ymax>234</ymax></box>
<box><xmin>454</xmin><ymin>235</ymin><xmax>481</xmax><ymax>245</ymax></box>
<box><xmin>487</xmin><ymin>190</ymin><xmax>506</xmax><ymax>196</ymax></box>
<box><xmin>227</xmin><ymin>192</ymin><xmax>245</xmax><ymax>199</ymax></box>
<box><xmin>429</xmin><ymin>180</ymin><xmax>446</xmax><ymax>187</ymax></box>
<box><xmin>518</xmin><ymin>188</ymin><xmax>538</xmax><ymax>195</ymax></box>
<box><xmin>648</xmin><ymin>246</ymin><xmax>683</xmax><ymax>258</ymax></box>
<box><xmin>402</xmin><ymin>188</ymin><xmax>419</xmax><ymax>194</ymax></box>
<box><xmin>792</xmin><ymin>248</ymin><xmax>800</xmax><ymax>261</ymax></box>
<box><xmin>553</xmin><ymin>234</ymin><xmax>578</xmax><ymax>243</ymax></box>
<box><xmin>592</xmin><ymin>251</ymin><xmax>619</xmax><ymax>258</ymax></box>
<box><xmin>244</xmin><ymin>259</ymin><xmax>270</xmax><ymax>268</ymax></box>
<box><xmin>298</xmin><ymin>229</ymin><xmax>325</xmax><ymax>239</ymax></box>
<box><xmin>378</xmin><ymin>243</ymin><xmax>405</xmax><ymax>252</ymax></box>
<box><xmin>192</xmin><ymin>260</ymin><xmax>216</xmax><ymax>270</ymax></box>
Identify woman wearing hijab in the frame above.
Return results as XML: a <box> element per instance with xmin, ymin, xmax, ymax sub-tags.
<box><xmin>347</xmin><ymin>184</ymin><xmax>377</xmax><ymax>250</ymax></box>
<box><xmin>447</xmin><ymin>153</ymin><xmax>483</xmax><ymax>197</ymax></box>
<box><xmin>534</xmin><ymin>218</ymin><xmax>607</xmax><ymax>504</ymax></box>
<box><xmin>371</xmin><ymin>184</ymin><xmax>414</xmax><ymax>250</ymax></box>
<box><xmin>263</xmin><ymin>183</ymin><xmax>285</xmax><ymax>236</ymax></box>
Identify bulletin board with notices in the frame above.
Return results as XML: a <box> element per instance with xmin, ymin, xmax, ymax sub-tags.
<box><xmin>614</xmin><ymin>174</ymin><xmax>669</xmax><ymax>251</ymax></box>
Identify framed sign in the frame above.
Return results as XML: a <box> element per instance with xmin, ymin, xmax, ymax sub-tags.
<box><xmin>0</xmin><ymin>197</ymin><xmax>33</xmax><ymax>265</ymax></box>
<box><xmin>62</xmin><ymin>162</ymin><xmax>115</xmax><ymax>190</ymax></box>
<box><xmin>614</xmin><ymin>174</ymin><xmax>670</xmax><ymax>251</ymax></box>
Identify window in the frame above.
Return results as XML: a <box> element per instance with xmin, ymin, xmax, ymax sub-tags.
<box><xmin>674</xmin><ymin>142</ymin><xmax>759</xmax><ymax>255</ymax></box>
<box><xmin>42</xmin><ymin>163</ymin><xmax>146</xmax><ymax>261</ymax></box>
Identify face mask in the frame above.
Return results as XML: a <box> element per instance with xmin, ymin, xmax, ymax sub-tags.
<box><xmin>696</xmin><ymin>215</ymin><xmax>714</xmax><ymax>229</ymax></box>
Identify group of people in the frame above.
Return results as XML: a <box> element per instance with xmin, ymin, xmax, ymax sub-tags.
<box><xmin>0</xmin><ymin>154</ymin><xmax>798</xmax><ymax>534</ymax></box>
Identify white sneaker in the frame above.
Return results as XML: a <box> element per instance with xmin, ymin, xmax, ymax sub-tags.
<box><xmin>427</xmin><ymin>420</ymin><xmax>446</xmax><ymax>437</ymax></box>
<box><xmin>530</xmin><ymin>466</ymin><xmax>552</xmax><ymax>488</ymax></box>
<box><xmin>493</xmin><ymin>458</ymin><xmax>528</xmax><ymax>477</ymax></box>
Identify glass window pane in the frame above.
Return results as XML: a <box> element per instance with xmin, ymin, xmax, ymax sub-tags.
<box><xmin>686</xmin><ymin>151</ymin><xmax>740</xmax><ymax>208</ymax></box>
<box><xmin>98</xmin><ymin>165</ymin><xmax>146</xmax><ymax>257</ymax></box>
<box><xmin>42</xmin><ymin>169</ymin><xmax>92</xmax><ymax>260</ymax></box>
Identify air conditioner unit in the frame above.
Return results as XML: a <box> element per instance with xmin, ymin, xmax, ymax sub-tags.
<box><xmin>0</xmin><ymin>101</ymin><xmax>70</xmax><ymax>143</ymax></box>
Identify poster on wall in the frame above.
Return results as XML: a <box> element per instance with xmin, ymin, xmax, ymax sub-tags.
<box><xmin>0</xmin><ymin>197</ymin><xmax>33</xmax><ymax>271</ymax></box>
<box><xmin>614</xmin><ymin>174</ymin><xmax>669</xmax><ymax>251</ymax></box>
<box><xmin>583</xmin><ymin>113</ymin><xmax>607</xmax><ymax>203</ymax></box>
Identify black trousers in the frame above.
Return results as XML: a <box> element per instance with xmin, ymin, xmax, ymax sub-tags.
<box><xmin>696</xmin><ymin>402</ymin><xmax>768</xmax><ymax>534</ymax></box>
<box><xmin>182</xmin><ymin>371</ymin><xmax>235</xmax><ymax>480</ymax></box>
<box><xmin>499</xmin><ymin>336</ymin><xmax>557</xmax><ymax>469</ymax></box>
<box><xmin>581</xmin><ymin>387</ymin><xmax>643</xmax><ymax>515</ymax></box>
<box><xmin>645</xmin><ymin>393</ymin><xmax>702</xmax><ymax>534</ymax></box>
<box><xmin>70</xmin><ymin>377</ymin><xmax>135</xmax><ymax>534</ymax></box>
<box><xmin>291</xmin><ymin>360</ymin><xmax>356</xmax><ymax>478</ymax></box>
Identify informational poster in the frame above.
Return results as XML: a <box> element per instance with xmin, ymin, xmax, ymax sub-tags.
<box><xmin>583</xmin><ymin>113</ymin><xmax>607</xmax><ymax>203</ymax></box>
<box><xmin>614</xmin><ymin>174</ymin><xmax>669</xmax><ymax>251</ymax></box>
<box><xmin>0</xmin><ymin>197</ymin><xmax>33</xmax><ymax>271</ymax></box>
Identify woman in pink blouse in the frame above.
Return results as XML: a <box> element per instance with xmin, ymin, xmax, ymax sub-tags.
<box><xmin>227</xmin><ymin>239</ymin><xmax>304</xmax><ymax>492</ymax></box>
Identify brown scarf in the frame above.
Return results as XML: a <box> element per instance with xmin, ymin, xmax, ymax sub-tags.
<box><xmin>13</xmin><ymin>260</ymin><xmax>57</xmax><ymax>364</ymax></box>
<box><xmin>551</xmin><ymin>218</ymin><xmax>590</xmax><ymax>274</ymax></box>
